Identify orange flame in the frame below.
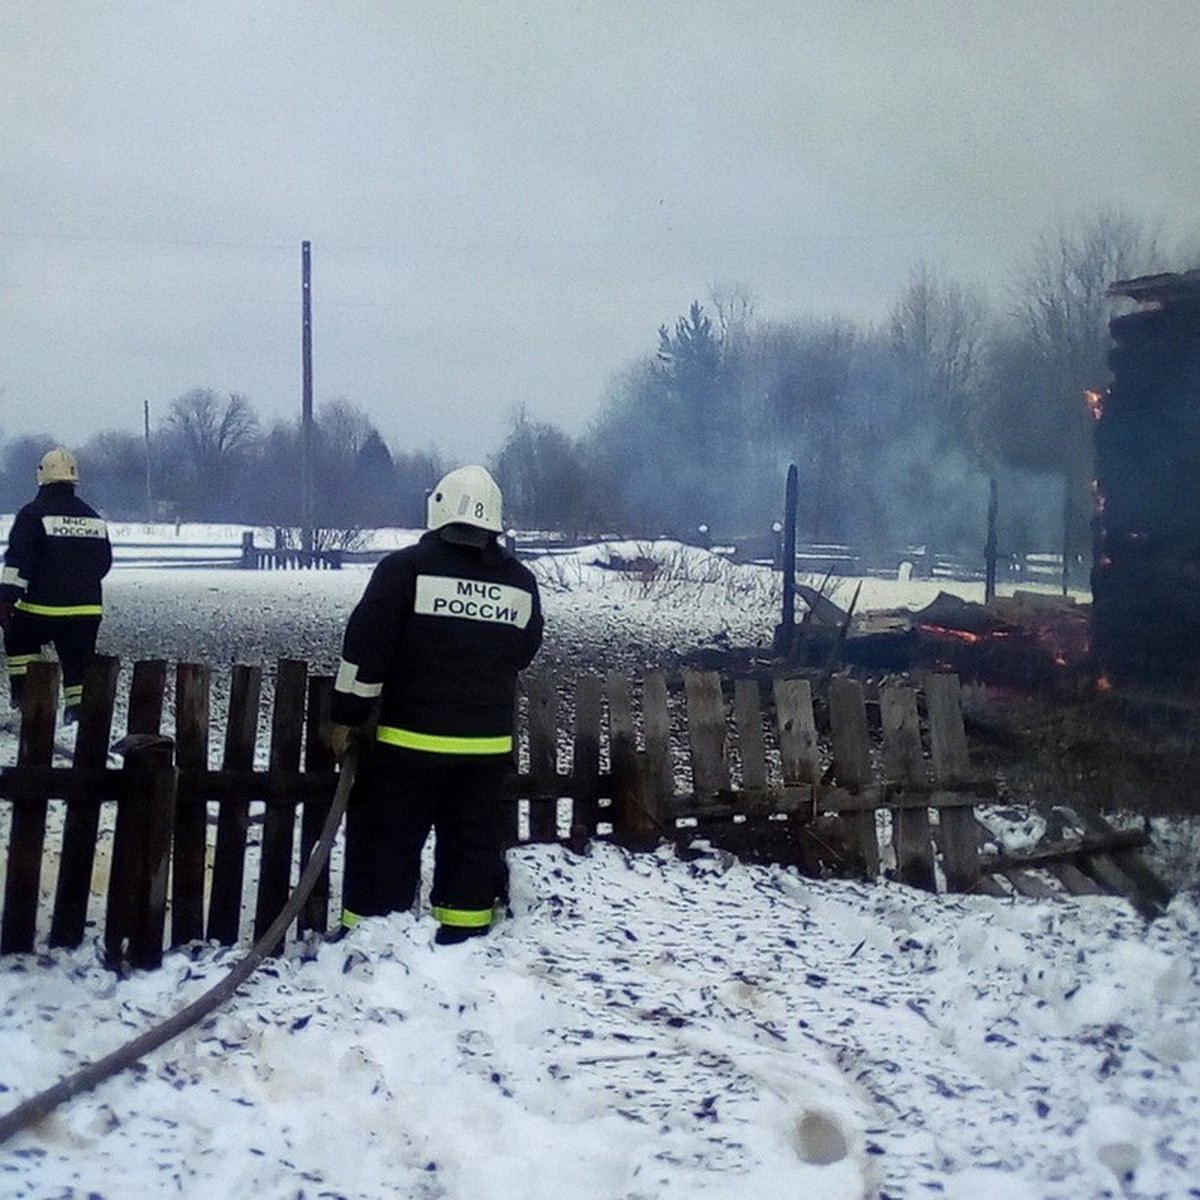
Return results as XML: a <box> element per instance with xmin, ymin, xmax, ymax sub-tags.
<box><xmin>918</xmin><ymin>624</ymin><xmax>983</xmax><ymax>644</ymax></box>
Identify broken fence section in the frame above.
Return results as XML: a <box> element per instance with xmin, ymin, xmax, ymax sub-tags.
<box><xmin>0</xmin><ymin>658</ymin><xmax>1172</xmax><ymax>970</ymax></box>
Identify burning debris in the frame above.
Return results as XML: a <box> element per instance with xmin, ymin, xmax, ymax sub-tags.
<box><xmin>779</xmin><ymin>585</ymin><xmax>1091</xmax><ymax>692</ymax></box>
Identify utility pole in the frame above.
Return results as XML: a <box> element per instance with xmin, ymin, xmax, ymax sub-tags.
<box><xmin>301</xmin><ymin>241</ymin><xmax>314</xmax><ymax>555</ymax></box>
<box><xmin>143</xmin><ymin>400</ymin><xmax>153</xmax><ymax>521</ymax></box>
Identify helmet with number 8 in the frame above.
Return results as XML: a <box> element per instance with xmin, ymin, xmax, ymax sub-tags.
<box><xmin>427</xmin><ymin>464</ymin><xmax>504</xmax><ymax>534</ymax></box>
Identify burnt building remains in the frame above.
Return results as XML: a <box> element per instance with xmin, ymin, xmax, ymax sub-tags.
<box><xmin>1092</xmin><ymin>270</ymin><xmax>1200</xmax><ymax>693</ymax></box>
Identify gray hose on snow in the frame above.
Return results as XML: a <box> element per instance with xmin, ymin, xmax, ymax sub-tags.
<box><xmin>0</xmin><ymin>745</ymin><xmax>359</xmax><ymax>1147</ymax></box>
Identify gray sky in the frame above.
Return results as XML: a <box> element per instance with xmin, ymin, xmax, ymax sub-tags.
<box><xmin>2</xmin><ymin>1</ymin><xmax>1197</xmax><ymax>464</ymax></box>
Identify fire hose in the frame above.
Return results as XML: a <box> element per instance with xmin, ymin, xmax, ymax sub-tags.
<box><xmin>0</xmin><ymin>743</ymin><xmax>359</xmax><ymax>1147</ymax></box>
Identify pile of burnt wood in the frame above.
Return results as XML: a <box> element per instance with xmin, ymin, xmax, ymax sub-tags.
<box><xmin>781</xmin><ymin>583</ymin><xmax>1091</xmax><ymax>694</ymax></box>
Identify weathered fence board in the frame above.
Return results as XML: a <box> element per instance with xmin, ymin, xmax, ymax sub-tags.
<box><xmin>684</xmin><ymin>670</ymin><xmax>731</xmax><ymax>801</ymax></box>
<box><xmin>171</xmin><ymin>662</ymin><xmax>210</xmax><ymax>947</ymax></box>
<box><xmin>925</xmin><ymin>672</ymin><xmax>986</xmax><ymax>894</ymax></box>
<box><xmin>207</xmin><ymin>664</ymin><xmax>261</xmax><ymax>944</ymax></box>
<box><xmin>100</xmin><ymin>732</ymin><xmax>176</xmax><ymax>969</ymax></box>
<box><xmin>734</xmin><ymin>678</ymin><xmax>768</xmax><ymax>792</ymax></box>
<box><xmin>879</xmin><ymin>683</ymin><xmax>937</xmax><ymax>892</ymax></box>
<box><xmin>642</xmin><ymin>672</ymin><xmax>674</xmax><ymax>804</ymax></box>
<box><xmin>570</xmin><ymin>674</ymin><xmax>603</xmax><ymax>840</ymax></box>
<box><xmin>49</xmin><ymin>654</ymin><xmax>119</xmax><ymax>948</ymax></box>
<box><xmin>299</xmin><ymin>677</ymin><xmax>335</xmax><ymax>935</ymax></box>
<box><xmin>773</xmin><ymin>677</ymin><xmax>821</xmax><ymax>785</ymax></box>
<box><xmin>254</xmin><ymin>659</ymin><xmax>307</xmax><ymax>948</ymax></box>
<box><xmin>525</xmin><ymin>675</ymin><xmax>558</xmax><ymax>842</ymax></box>
<box><xmin>128</xmin><ymin>659</ymin><xmax>167</xmax><ymax>735</ymax></box>
<box><xmin>1</xmin><ymin>662</ymin><xmax>59</xmax><ymax>954</ymax></box>
<box><xmin>827</xmin><ymin>677</ymin><xmax>881</xmax><ymax>877</ymax></box>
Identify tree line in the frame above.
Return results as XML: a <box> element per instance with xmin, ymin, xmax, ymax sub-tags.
<box><xmin>0</xmin><ymin>393</ymin><xmax>445</xmax><ymax>542</ymax></box>
<box><xmin>1</xmin><ymin>210</ymin><xmax>1193</xmax><ymax>564</ymax></box>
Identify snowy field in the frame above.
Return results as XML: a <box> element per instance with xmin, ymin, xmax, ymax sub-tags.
<box><xmin>1</xmin><ymin>538</ymin><xmax>1199</xmax><ymax>1199</ymax></box>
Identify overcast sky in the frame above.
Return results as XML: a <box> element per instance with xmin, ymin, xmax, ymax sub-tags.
<box><xmin>2</xmin><ymin>2</ymin><xmax>1197</xmax><ymax>465</ymax></box>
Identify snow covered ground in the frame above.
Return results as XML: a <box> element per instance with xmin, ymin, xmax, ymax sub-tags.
<box><xmin>2</xmin><ymin>538</ymin><xmax>1199</xmax><ymax>1199</ymax></box>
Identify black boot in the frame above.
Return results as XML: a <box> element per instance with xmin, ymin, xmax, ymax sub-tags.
<box><xmin>434</xmin><ymin>924</ymin><xmax>489</xmax><ymax>946</ymax></box>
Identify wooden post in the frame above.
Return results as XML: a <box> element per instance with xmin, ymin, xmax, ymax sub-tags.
<box><xmin>106</xmin><ymin>734</ymin><xmax>177</xmax><ymax>971</ymax></box>
<box><xmin>254</xmin><ymin>659</ymin><xmax>307</xmax><ymax>949</ymax></box>
<box><xmin>827</xmin><ymin>676</ymin><xmax>881</xmax><ymax>878</ymax></box>
<box><xmin>775</xmin><ymin>464</ymin><xmax>798</xmax><ymax>655</ymax></box>
<box><xmin>525</xmin><ymin>676</ymin><xmax>559</xmax><ymax>842</ymax></box>
<box><xmin>879</xmin><ymin>682</ymin><xmax>936</xmax><ymax>891</ymax></box>
<box><xmin>1</xmin><ymin>662</ymin><xmax>59</xmax><ymax>955</ymax></box>
<box><xmin>171</xmin><ymin>663</ymin><xmax>211</xmax><ymax>946</ymax></box>
<box><xmin>50</xmin><ymin>654</ymin><xmax>120</xmax><ymax>948</ymax></box>
<box><xmin>207</xmin><ymin>664</ymin><xmax>262</xmax><ymax>944</ymax></box>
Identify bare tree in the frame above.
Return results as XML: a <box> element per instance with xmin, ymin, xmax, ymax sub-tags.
<box><xmin>78</xmin><ymin>430</ymin><xmax>147</xmax><ymax>518</ymax></box>
<box><xmin>158</xmin><ymin>389</ymin><xmax>261</xmax><ymax>518</ymax></box>
<box><xmin>0</xmin><ymin>434</ymin><xmax>54</xmax><ymax>512</ymax></box>
<box><xmin>1011</xmin><ymin>210</ymin><xmax>1160</xmax><ymax>387</ymax></box>
<box><xmin>888</xmin><ymin>264</ymin><xmax>989</xmax><ymax>457</ymax></box>
<box><xmin>491</xmin><ymin>406</ymin><xmax>593</xmax><ymax>532</ymax></box>
<box><xmin>984</xmin><ymin>210</ymin><xmax>1165</xmax><ymax>580</ymax></box>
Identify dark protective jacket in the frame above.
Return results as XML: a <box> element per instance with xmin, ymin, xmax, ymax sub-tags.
<box><xmin>331</xmin><ymin>530</ymin><xmax>543</xmax><ymax>753</ymax></box>
<box><xmin>1</xmin><ymin>483</ymin><xmax>113</xmax><ymax>618</ymax></box>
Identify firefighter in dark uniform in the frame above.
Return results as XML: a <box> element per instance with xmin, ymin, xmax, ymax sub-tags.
<box><xmin>330</xmin><ymin>465</ymin><xmax>543</xmax><ymax>945</ymax></box>
<box><xmin>1</xmin><ymin>447</ymin><xmax>113</xmax><ymax>724</ymax></box>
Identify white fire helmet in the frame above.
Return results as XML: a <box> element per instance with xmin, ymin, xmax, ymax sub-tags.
<box><xmin>37</xmin><ymin>447</ymin><xmax>80</xmax><ymax>486</ymax></box>
<box><xmin>427</xmin><ymin>465</ymin><xmax>504</xmax><ymax>534</ymax></box>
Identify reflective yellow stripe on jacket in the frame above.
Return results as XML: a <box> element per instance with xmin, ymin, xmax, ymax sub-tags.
<box><xmin>15</xmin><ymin>600</ymin><xmax>103</xmax><ymax>618</ymax></box>
<box><xmin>376</xmin><ymin>725</ymin><xmax>512</xmax><ymax>755</ymax></box>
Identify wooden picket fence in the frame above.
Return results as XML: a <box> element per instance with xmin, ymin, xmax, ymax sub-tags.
<box><xmin>0</xmin><ymin>658</ymin><xmax>1170</xmax><ymax>970</ymax></box>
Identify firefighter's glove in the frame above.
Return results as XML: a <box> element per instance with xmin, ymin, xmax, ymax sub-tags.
<box><xmin>329</xmin><ymin>723</ymin><xmax>357</xmax><ymax>762</ymax></box>
<box><xmin>0</xmin><ymin>601</ymin><xmax>13</xmax><ymax>634</ymax></box>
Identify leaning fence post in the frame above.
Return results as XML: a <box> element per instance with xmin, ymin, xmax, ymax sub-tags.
<box><xmin>106</xmin><ymin>734</ymin><xmax>177</xmax><ymax>971</ymax></box>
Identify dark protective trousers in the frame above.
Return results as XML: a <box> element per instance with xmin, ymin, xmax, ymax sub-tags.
<box><xmin>4</xmin><ymin>612</ymin><xmax>101</xmax><ymax>710</ymax></box>
<box><xmin>342</xmin><ymin>743</ymin><xmax>510</xmax><ymax>929</ymax></box>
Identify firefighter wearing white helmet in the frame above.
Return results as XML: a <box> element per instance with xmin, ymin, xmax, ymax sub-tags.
<box><xmin>2</xmin><ymin>447</ymin><xmax>112</xmax><ymax>723</ymax></box>
<box><xmin>330</xmin><ymin>465</ymin><xmax>543</xmax><ymax>945</ymax></box>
